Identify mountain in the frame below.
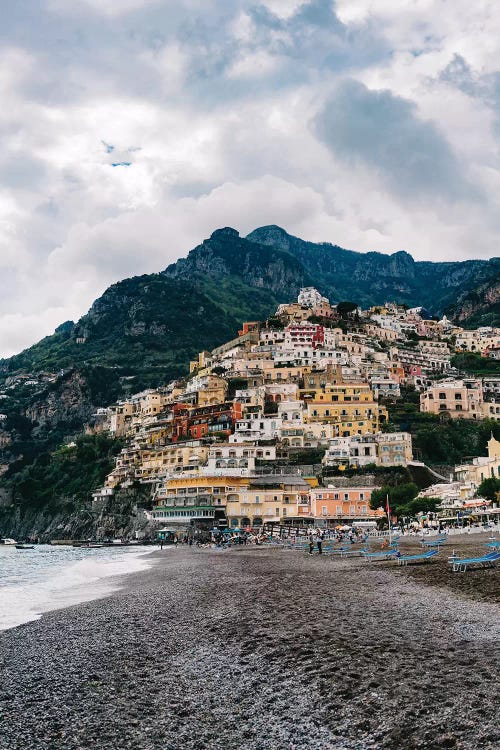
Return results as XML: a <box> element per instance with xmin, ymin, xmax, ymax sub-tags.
<box><xmin>0</xmin><ymin>227</ymin><xmax>311</xmax><ymax>392</ymax></box>
<box><xmin>444</xmin><ymin>275</ymin><xmax>500</xmax><ymax>328</ymax></box>
<box><xmin>2</xmin><ymin>225</ymin><xmax>498</xmax><ymax>390</ymax></box>
<box><xmin>246</xmin><ymin>225</ymin><xmax>500</xmax><ymax>314</ymax></box>
<box><xmin>0</xmin><ymin>224</ymin><xmax>499</xmax><ymax>538</ymax></box>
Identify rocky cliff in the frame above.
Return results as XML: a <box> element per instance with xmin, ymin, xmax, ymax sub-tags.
<box><xmin>0</xmin><ymin>485</ymin><xmax>154</xmax><ymax>542</ymax></box>
<box><xmin>445</xmin><ymin>277</ymin><xmax>500</xmax><ymax>328</ymax></box>
<box><xmin>247</xmin><ymin>225</ymin><xmax>500</xmax><ymax>313</ymax></box>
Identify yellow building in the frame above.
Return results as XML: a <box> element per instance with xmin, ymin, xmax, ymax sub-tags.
<box><xmin>189</xmin><ymin>350</ymin><xmax>212</xmax><ymax>373</ymax></box>
<box><xmin>151</xmin><ymin>473</ymin><xmax>249</xmax><ymax>527</ymax></box>
<box><xmin>151</xmin><ymin>472</ymin><xmax>313</xmax><ymax>529</ymax></box>
<box><xmin>455</xmin><ymin>435</ymin><xmax>500</xmax><ymax>486</ymax></box>
<box><xmin>139</xmin><ymin>391</ymin><xmax>170</xmax><ymax>416</ymax></box>
<box><xmin>135</xmin><ymin>443</ymin><xmax>210</xmax><ymax>482</ymax></box>
<box><xmin>196</xmin><ymin>376</ymin><xmax>228</xmax><ymax>407</ymax></box>
<box><xmin>225</xmin><ymin>476</ymin><xmax>312</xmax><ymax>528</ymax></box>
<box><xmin>276</xmin><ymin>303</ymin><xmax>312</xmax><ymax>324</ymax></box>
<box><xmin>420</xmin><ymin>379</ymin><xmax>483</xmax><ymax>420</ymax></box>
<box><xmin>109</xmin><ymin>402</ymin><xmax>136</xmax><ymax>437</ymax></box>
<box><xmin>300</xmin><ymin>381</ymin><xmax>387</xmax><ymax>437</ymax></box>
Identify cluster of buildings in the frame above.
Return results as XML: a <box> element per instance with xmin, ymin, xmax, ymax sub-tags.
<box><xmin>88</xmin><ymin>289</ymin><xmax>500</xmax><ymax>532</ymax></box>
<box><xmin>416</xmin><ymin>435</ymin><xmax>500</xmax><ymax>527</ymax></box>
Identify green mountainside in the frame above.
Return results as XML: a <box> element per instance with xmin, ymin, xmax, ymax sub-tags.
<box><xmin>247</xmin><ymin>225</ymin><xmax>500</xmax><ymax>316</ymax></box>
<box><xmin>2</xmin><ymin>225</ymin><xmax>498</xmax><ymax>390</ymax></box>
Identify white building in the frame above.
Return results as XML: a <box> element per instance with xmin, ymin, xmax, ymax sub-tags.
<box><xmin>298</xmin><ymin>287</ymin><xmax>329</xmax><ymax>308</ymax></box>
<box><xmin>229</xmin><ymin>415</ymin><xmax>283</xmax><ymax>443</ymax></box>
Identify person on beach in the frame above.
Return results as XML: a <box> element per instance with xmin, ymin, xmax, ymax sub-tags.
<box><xmin>317</xmin><ymin>532</ymin><xmax>323</xmax><ymax>554</ymax></box>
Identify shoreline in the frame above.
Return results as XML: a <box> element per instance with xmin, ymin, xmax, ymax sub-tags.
<box><xmin>0</xmin><ymin>545</ymin><xmax>160</xmax><ymax>632</ymax></box>
<box><xmin>0</xmin><ymin>542</ymin><xmax>498</xmax><ymax>750</ymax></box>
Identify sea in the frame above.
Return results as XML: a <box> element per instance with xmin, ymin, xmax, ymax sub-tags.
<box><xmin>0</xmin><ymin>544</ymin><xmax>156</xmax><ymax>631</ymax></box>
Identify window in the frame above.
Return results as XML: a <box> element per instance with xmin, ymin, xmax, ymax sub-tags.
<box><xmin>439</xmin><ymin>392</ymin><xmax>446</xmax><ymax>400</ymax></box>
<box><xmin>322</xmin><ymin>506</ymin><xmax>328</xmax><ymax>516</ymax></box>
<box><xmin>455</xmin><ymin>393</ymin><xmax>462</xmax><ymax>400</ymax></box>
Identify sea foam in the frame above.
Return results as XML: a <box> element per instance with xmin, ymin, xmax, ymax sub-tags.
<box><xmin>0</xmin><ymin>545</ymin><xmax>157</xmax><ymax>631</ymax></box>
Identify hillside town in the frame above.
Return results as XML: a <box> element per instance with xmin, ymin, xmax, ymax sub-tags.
<box><xmin>77</xmin><ymin>289</ymin><xmax>499</xmax><ymax>534</ymax></box>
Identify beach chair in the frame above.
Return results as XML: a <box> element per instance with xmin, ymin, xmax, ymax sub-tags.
<box><xmin>449</xmin><ymin>551</ymin><xmax>500</xmax><ymax>573</ymax></box>
<box><xmin>339</xmin><ymin>547</ymin><xmax>369</xmax><ymax>558</ymax></box>
<box><xmin>485</xmin><ymin>540</ymin><xmax>500</xmax><ymax>551</ymax></box>
<box><xmin>325</xmin><ymin>545</ymin><xmax>351</xmax><ymax>556</ymax></box>
<box><xmin>362</xmin><ymin>549</ymin><xmax>399</xmax><ymax>561</ymax></box>
<box><xmin>397</xmin><ymin>549</ymin><xmax>439</xmax><ymax>566</ymax></box>
<box><xmin>421</xmin><ymin>538</ymin><xmax>447</xmax><ymax>549</ymax></box>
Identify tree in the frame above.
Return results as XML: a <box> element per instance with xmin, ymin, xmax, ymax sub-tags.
<box><xmin>477</xmin><ymin>477</ymin><xmax>500</xmax><ymax>502</ymax></box>
<box><xmin>398</xmin><ymin>496</ymin><xmax>442</xmax><ymax>518</ymax></box>
<box><xmin>336</xmin><ymin>301</ymin><xmax>358</xmax><ymax>319</ymax></box>
<box><xmin>370</xmin><ymin>483</ymin><xmax>419</xmax><ymax>514</ymax></box>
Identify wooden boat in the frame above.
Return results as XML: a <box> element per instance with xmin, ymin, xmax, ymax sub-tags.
<box><xmin>15</xmin><ymin>544</ymin><xmax>35</xmax><ymax>550</ymax></box>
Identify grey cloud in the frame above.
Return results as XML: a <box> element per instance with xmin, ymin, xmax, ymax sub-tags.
<box><xmin>438</xmin><ymin>54</ymin><xmax>500</xmax><ymax>134</ymax></box>
<box><xmin>313</xmin><ymin>79</ymin><xmax>479</xmax><ymax>202</ymax></box>
<box><xmin>0</xmin><ymin>1</ymin><xmax>389</xmax><ymax>112</ymax></box>
<box><xmin>246</xmin><ymin>1</ymin><xmax>387</xmax><ymax>76</ymax></box>
<box><xmin>438</xmin><ymin>54</ymin><xmax>479</xmax><ymax>97</ymax></box>
<box><xmin>0</xmin><ymin>154</ymin><xmax>48</xmax><ymax>190</ymax></box>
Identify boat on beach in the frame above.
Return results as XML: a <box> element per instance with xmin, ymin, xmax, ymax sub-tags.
<box><xmin>0</xmin><ymin>538</ymin><xmax>17</xmax><ymax>545</ymax></box>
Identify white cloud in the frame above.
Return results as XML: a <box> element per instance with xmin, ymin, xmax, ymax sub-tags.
<box><xmin>0</xmin><ymin>0</ymin><xmax>499</xmax><ymax>357</ymax></box>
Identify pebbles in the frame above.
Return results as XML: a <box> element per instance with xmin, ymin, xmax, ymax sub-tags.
<box><xmin>0</xmin><ymin>544</ymin><xmax>498</xmax><ymax>750</ymax></box>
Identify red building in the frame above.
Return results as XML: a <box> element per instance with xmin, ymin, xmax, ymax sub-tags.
<box><xmin>172</xmin><ymin>402</ymin><xmax>243</xmax><ymax>441</ymax></box>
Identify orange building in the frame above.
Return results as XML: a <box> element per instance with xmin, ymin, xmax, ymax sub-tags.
<box><xmin>309</xmin><ymin>487</ymin><xmax>383</xmax><ymax>523</ymax></box>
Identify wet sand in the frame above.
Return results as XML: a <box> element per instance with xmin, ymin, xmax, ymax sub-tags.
<box><xmin>0</xmin><ymin>540</ymin><xmax>498</xmax><ymax>750</ymax></box>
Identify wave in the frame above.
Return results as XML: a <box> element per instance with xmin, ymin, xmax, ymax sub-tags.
<box><xmin>0</xmin><ymin>546</ymin><xmax>158</xmax><ymax>631</ymax></box>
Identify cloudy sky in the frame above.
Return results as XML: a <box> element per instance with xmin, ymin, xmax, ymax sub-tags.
<box><xmin>1</xmin><ymin>0</ymin><xmax>499</xmax><ymax>356</ymax></box>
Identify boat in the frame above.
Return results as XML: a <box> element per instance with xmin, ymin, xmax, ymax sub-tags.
<box><xmin>15</xmin><ymin>544</ymin><xmax>35</xmax><ymax>550</ymax></box>
<box><xmin>0</xmin><ymin>538</ymin><xmax>17</xmax><ymax>545</ymax></box>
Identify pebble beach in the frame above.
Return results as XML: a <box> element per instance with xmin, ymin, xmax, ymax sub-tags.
<box><xmin>0</xmin><ymin>535</ymin><xmax>499</xmax><ymax>750</ymax></box>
